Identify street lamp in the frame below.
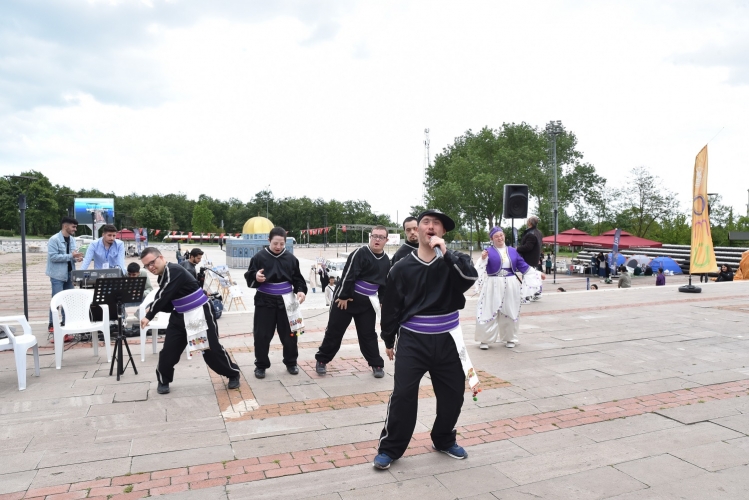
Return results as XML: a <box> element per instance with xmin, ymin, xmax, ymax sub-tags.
<box><xmin>465</xmin><ymin>205</ymin><xmax>477</xmax><ymax>259</ymax></box>
<box><xmin>61</xmin><ymin>193</ymin><xmax>77</xmax><ymax>218</ymax></box>
<box><xmin>545</xmin><ymin>120</ymin><xmax>563</xmax><ymax>285</ymax></box>
<box><xmin>4</xmin><ymin>175</ymin><xmax>36</xmax><ymax>319</ymax></box>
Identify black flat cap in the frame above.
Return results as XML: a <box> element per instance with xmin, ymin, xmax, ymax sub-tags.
<box><xmin>417</xmin><ymin>209</ymin><xmax>455</xmax><ymax>232</ymax></box>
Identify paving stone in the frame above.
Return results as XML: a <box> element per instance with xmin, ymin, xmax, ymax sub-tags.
<box><xmin>248</xmin><ymin>379</ymin><xmax>295</xmax><ymax>405</ymax></box>
<box><xmin>493</xmin><ymin>440</ymin><xmax>647</xmax><ymax>485</ymax></box>
<box><xmin>618</xmin><ymin>421</ymin><xmax>743</xmax><ymax>456</ymax></box>
<box><xmin>112</xmin><ymin>391</ymin><xmax>149</xmax><ymax>402</ymax></box>
<box><xmin>388</xmin><ymin>440</ymin><xmax>531</xmax><ymax>482</ymax></box>
<box><xmin>0</xmin><ymin>451</ymin><xmax>44</xmax><ymax>473</ymax></box>
<box><xmin>510</xmin><ymin>428</ymin><xmax>596</xmax><ymax>455</ymax></box>
<box><xmin>0</xmin><ymin>470</ymin><xmax>36</xmax><ymax>495</ymax></box>
<box><xmin>285</xmin><ymin>383</ymin><xmax>330</xmax><ymax>401</ymax></box>
<box><xmin>130</xmin><ymin>445</ymin><xmax>235</xmax><ymax>473</ymax></box>
<box><xmin>435</xmin><ymin>464</ymin><xmax>516</xmax><ymax>497</ymax></box>
<box><xmin>37</xmin><ymin>440</ymin><xmax>132</xmax><ymax>468</ymax></box>
<box><xmin>613</xmin><ymin>453</ymin><xmax>708</xmax><ymax>486</ymax></box>
<box><xmin>226</xmin><ymin>413</ymin><xmax>325</xmax><ymax>441</ymax></box>
<box><xmin>606</xmin><ymin>464</ymin><xmax>749</xmax><ymax>499</ymax></box>
<box><xmin>232</xmin><ymin>431</ymin><xmax>326</xmax><ymax>459</ymax></box>
<box><xmin>30</xmin><ymin>457</ymin><xmax>131</xmax><ymax>489</ymax></box>
<box><xmin>492</xmin><ymin>466</ymin><xmax>645</xmax><ymax>499</ymax></box>
<box><xmin>710</xmin><ymin>413</ymin><xmax>749</xmax><ymax>434</ymax></box>
<box><xmin>340</xmin><ymin>475</ymin><xmax>456</xmax><ymax>499</ymax></box>
<box><xmin>226</xmin><ymin>463</ymin><xmax>396</xmax><ymax>499</ymax></box>
<box><xmin>575</xmin><ymin>413</ymin><xmax>681</xmax><ymax>442</ymax></box>
<box><xmin>654</xmin><ymin>398</ymin><xmax>747</xmax><ymax>424</ymax></box>
<box><xmin>154</xmin><ymin>484</ymin><xmax>227</xmax><ymax>499</ymax></box>
<box><xmin>670</xmin><ymin>438</ymin><xmax>749</xmax><ymax>472</ymax></box>
<box><xmin>130</xmin><ymin>429</ymin><xmax>230</xmax><ymax>455</ymax></box>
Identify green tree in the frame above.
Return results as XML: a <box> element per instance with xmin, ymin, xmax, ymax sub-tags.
<box><xmin>614</xmin><ymin>166</ymin><xmax>680</xmax><ymax>238</ymax></box>
<box><xmin>133</xmin><ymin>204</ymin><xmax>173</xmax><ymax>230</ymax></box>
<box><xmin>191</xmin><ymin>203</ymin><xmax>215</xmax><ymax>234</ymax></box>
<box><xmin>426</xmin><ymin>123</ymin><xmax>603</xmax><ymax>236</ymax></box>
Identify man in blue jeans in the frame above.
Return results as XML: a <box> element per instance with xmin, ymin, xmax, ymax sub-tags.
<box><xmin>46</xmin><ymin>217</ymin><xmax>84</xmax><ymax>342</ymax></box>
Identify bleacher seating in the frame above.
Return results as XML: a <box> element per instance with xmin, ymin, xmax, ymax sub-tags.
<box><xmin>574</xmin><ymin>244</ymin><xmax>747</xmax><ymax>276</ymax></box>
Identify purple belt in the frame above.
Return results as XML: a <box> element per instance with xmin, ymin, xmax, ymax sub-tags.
<box><xmin>401</xmin><ymin>311</ymin><xmax>460</xmax><ymax>334</ymax></box>
<box><xmin>258</xmin><ymin>282</ymin><xmax>293</xmax><ymax>295</ymax></box>
<box><xmin>172</xmin><ymin>289</ymin><xmax>209</xmax><ymax>313</ymax></box>
<box><xmin>354</xmin><ymin>280</ymin><xmax>379</xmax><ymax>296</ymax></box>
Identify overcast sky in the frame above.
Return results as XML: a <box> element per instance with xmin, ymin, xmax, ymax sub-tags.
<box><xmin>1</xmin><ymin>0</ymin><xmax>748</xmax><ymax>227</ymax></box>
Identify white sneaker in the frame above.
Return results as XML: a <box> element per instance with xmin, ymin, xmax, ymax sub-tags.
<box><xmin>479</xmin><ymin>343</ymin><xmax>489</xmax><ymax>350</ymax></box>
<box><xmin>506</xmin><ymin>342</ymin><xmax>516</xmax><ymax>348</ymax></box>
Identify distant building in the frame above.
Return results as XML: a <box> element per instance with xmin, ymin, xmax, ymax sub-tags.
<box><xmin>225</xmin><ymin>216</ymin><xmax>294</xmax><ymax>269</ymax></box>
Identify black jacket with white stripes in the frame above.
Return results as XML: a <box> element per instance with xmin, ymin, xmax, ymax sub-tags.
<box><xmin>380</xmin><ymin>250</ymin><xmax>477</xmax><ymax>349</ymax></box>
<box><xmin>390</xmin><ymin>240</ymin><xmax>418</xmax><ymax>267</ymax></box>
<box><xmin>334</xmin><ymin>245</ymin><xmax>390</xmax><ymax>303</ymax></box>
<box><xmin>146</xmin><ymin>263</ymin><xmax>200</xmax><ymax>322</ymax></box>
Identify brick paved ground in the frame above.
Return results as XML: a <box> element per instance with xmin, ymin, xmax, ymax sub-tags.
<box><xmin>2</xmin><ymin>249</ymin><xmax>749</xmax><ymax>499</ymax></box>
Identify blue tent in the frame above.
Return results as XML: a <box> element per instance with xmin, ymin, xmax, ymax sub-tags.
<box><xmin>607</xmin><ymin>253</ymin><xmax>626</xmax><ymax>266</ymax></box>
<box><xmin>649</xmin><ymin>256</ymin><xmax>683</xmax><ymax>274</ymax></box>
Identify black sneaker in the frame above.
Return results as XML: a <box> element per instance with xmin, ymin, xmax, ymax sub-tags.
<box><xmin>228</xmin><ymin>375</ymin><xmax>240</xmax><ymax>389</ymax></box>
<box><xmin>254</xmin><ymin>368</ymin><xmax>266</xmax><ymax>379</ymax></box>
<box><xmin>157</xmin><ymin>382</ymin><xmax>170</xmax><ymax>394</ymax></box>
<box><xmin>287</xmin><ymin>365</ymin><xmax>299</xmax><ymax>375</ymax></box>
<box><xmin>315</xmin><ymin>361</ymin><xmax>326</xmax><ymax>375</ymax></box>
<box><xmin>373</xmin><ymin>367</ymin><xmax>385</xmax><ymax>378</ymax></box>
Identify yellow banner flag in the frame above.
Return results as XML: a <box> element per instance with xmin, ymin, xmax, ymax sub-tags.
<box><xmin>690</xmin><ymin>145</ymin><xmax>718</xmax><ymax>274</ymax></box>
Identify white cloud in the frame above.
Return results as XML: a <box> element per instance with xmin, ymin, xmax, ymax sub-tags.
<box><xmin>1</xmin><ymin>0</ymin><xmax>748</xmax><ymax>225</ymax></box>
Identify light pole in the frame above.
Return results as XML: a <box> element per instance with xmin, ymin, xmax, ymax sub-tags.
<box><xmin>465</xmin><ymin>205</ymin><xmax>477</xmax><ymax>259</ymax></box>
<box><xmin>4</xmin><ymin>175</ymin><xmax>35</xmax><ymax>319</ymax></box>
<box><xmin>265</xmin><ymin>184</ymin><xmax>270</xmax><ymax>219</ymax></box>
<box><xmin>545</xmin><ymin>120</ymin><xmax>563</xmax><ymax>284</ymax></box>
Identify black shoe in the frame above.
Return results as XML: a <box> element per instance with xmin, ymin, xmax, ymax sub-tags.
<box><xmin>373</xmin><ymin>366</ymin><xmax>385</xmax><ymax>378</ymax></box>
<box><xmin>157</xmin><ymin>382</ymin><xmax>170</xmax><ymax>394</ymax></box>
<box><xmin>316</xmin><ymin>361</ymin><xmax>327</xmax><ymax>375</ymax></box>
<box><xmin>228</xmin><ymin>375</ymin><xmax>240</xmax><ymax>389</ymax></box>
<box><xmin>287</xmin><ymin>365</ymin><xmax>299</xmax><ymax>375</ymax></box>
<box><xmin>254</xmin><ymin>368</ymin><xmax>266</xmax><ymax>379</ymax></box>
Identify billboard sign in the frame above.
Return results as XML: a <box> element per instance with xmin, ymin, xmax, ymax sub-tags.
<box><xmin>74</xmin><ymin>198</ymin><xmax>115</xmax><ymax>226</ymax></box>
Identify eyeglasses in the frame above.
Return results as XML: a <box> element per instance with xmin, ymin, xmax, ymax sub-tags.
<box><xmin>370</xmin><ymin>235</ymin><xmax>388</xmax><ymax>241</ymax></box>
<box><xmin>142</xmin><ymin>256</ymin><xmax>161</xmax><ymax>269</ymax></box>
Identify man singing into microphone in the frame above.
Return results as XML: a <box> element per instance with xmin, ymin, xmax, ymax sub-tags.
<box><xmin>374</xmin><ymin>209</ymin><xmax>478</xmax><ymax>470</ymax></box>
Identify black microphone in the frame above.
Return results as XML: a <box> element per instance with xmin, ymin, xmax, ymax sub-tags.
<box><xmin>431</xmin><ymin>237</ymin><xmax>443</xmax><ymax>258</ymax></box>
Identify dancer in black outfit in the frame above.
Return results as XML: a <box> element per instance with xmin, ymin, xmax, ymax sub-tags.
<box><xmin>374</xmin><ymin>210</ymin><xmax>478</xmax><ymax>470</ymax></box>
<box><xmin>140</xmin><ymin>247</ymin><xmax>240</xmax><ymax>395</ymax></box>
<box><xmin>244</xmin><ymin>227</ymin><xmax>307</xmax><ymax>378</ymax></box>
<box><xmin>390</xmin><ymin>217</ymin><xmax>419</xmax><ymax>267</ymax></box>
<box><xmin>315</xmin><ymin>225</ymin><xmax>390</xmax><ymax>378</ymax></box>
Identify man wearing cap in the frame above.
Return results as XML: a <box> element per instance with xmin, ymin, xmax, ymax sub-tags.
<box><xmin>315</xmin><ymin>225</ymin><xmax>390</xmax><ymax>378</ymax></box>
<box><xmin>390</xmin><ymin>216</ymin><xmax>419</xmax><ymax>267</ymax></box>
<box><xmin>474</xmin><ymin>226</ymin><xmax>534</xmax><ymax>349</ymax></box>
<box><xmin>374</xmin><ymin>210</ymin><xmax>478</xmax><ymax>470</ymax></box>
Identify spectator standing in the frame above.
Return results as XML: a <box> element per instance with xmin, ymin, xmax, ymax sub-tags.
<box><xmin>656</xmin><ymin>268</ymin><xmax>666</xmax><ymax>286</ymax></box>
<box><xmin>545</xmin><ymin>254</ymin><xmax>552</xmax><ymax>275</ymax></box>
<box><xmin>46</xmin><ymin>217</ymin><xmax>83</xmax><ymax>340</ymax></box>
<box><xmin>308</xmin><ymin>265</ymin><xmax>319</xmax><ymax>293</ymax></box>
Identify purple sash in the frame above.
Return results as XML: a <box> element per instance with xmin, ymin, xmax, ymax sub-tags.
<box><xmin>354</xmin><ymin>280</ymin><xmax>379</xmax><ymax>296</ymax></box>
<box><xmin>172</xmin><ymin>289</ymin><xmax>209</xmax><ymax>313</ymax></box>
<box><xmin>258</xmin><ymin>282</ymin><xmax>293</xmax><ymax>295</ymax></box>
<box><xmin>486</xmin><ymin>247</ymin><xmax>501</xmax><ymax>275</ymax></box>
<box><xmin>401</xmin><ymin>311</ymin><xmax>460</xmax><ymax>334</ymax></box>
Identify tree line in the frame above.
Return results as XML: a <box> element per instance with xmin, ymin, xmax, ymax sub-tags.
<box><xmin>0</xmin><ymin>173</ymin><xmax>392</xmax><ymax>243</ymax></box>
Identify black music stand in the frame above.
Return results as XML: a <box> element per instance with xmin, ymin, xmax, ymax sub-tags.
<box><xmin>92</xmin><ymin>276</ymin><xmax>146</xmax><ymax>380</ymax></box>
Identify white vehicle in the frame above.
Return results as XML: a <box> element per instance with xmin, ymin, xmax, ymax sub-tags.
<box><xmin>75</xmin><ymin>235</ymin><xmax>94</xmax><ymax>245</ymax></box>
<box><xmin>324</xmin><ymin>258</ymin><xmax>348</xmax><ymax>279</ymax></box>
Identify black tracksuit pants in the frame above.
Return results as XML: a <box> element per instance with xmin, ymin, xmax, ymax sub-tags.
<box><xmin>156</xmin><ymin>303</ymin><xmax>239</xmax><ymax>385</ymax></box>
<box><xmin>316</xmin><ymin>297</ymin><xmax>384</xmax><ymax>367</ymax></box>
<box><xmin>253</xmin><ymin>305</ymin><xmax>298</xmax><ymax>369</ymax></box>
<box><xmin>378</xmin><ymin>329</ymin><xmax>465</xmax><ymax>459</ymax></box>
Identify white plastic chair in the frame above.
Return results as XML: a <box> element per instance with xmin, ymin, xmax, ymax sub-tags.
<box><xmin>50</xmin><ymin>289</ymin><xmax>111</xmax><ymax>369</ymax></box>
<box><xmin>139</xmin><ymin>289</ymin><xmax>192</xmax><ymax>362</ymax></box>
<box><xmin>0</xmin><ymin>315</ymin><xmax>40</xmax><ymax>390</ymax></box>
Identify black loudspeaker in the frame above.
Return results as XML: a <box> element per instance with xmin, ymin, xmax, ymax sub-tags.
<box><xmin>503</xmin><ymin>184</ymin><xmax>529</xmax><ymax>219</ymax></box>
